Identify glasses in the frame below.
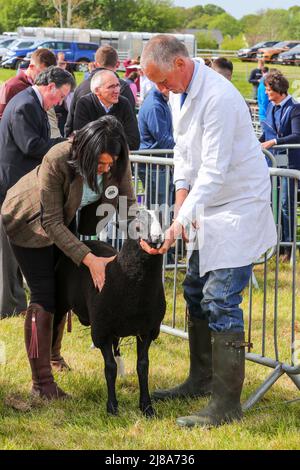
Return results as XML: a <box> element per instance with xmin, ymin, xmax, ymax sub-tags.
<box><xmin>103</xmin><ymin>83</ymin><xmax>121</xmax><ymax>91</ymax></box>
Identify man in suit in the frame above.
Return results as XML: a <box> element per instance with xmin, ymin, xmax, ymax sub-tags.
<box><xmin>65</xmin><ymin>45</ymin><xmax>135</xmax><ymax>137</ymax></box>
<box><xmin>140</xmin><ymin>35</ymin><xmax>277</xmax><ymax>428</ymax></box>
<box><xmin>0</xmin><ymin>66</ymin><xmax>74</xmax><ymax>331</ymax></box>
<box><xmin>0</xmin><ymin>48</ymin><xmax>57</xmax><ymax>119</ymax></box>
<box><xmin>0</xmin><ymin>50</ymin><xmax>59</xmax><ymax>322</ymax></box>
<box><xmin>73</xmin><ymin>69</ymin><xmax>140</xmax><ymax>150</ymax></box>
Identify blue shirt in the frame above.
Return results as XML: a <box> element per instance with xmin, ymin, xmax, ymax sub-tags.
<box><xmin>257</xmin><ymin>77</ymin><xmax>269</xmax><ymax>122</ymax></box>
<box><xmin>138</xmin><ymin>88</ymin><xmax>175</xmax><ymax>150</ymax></box>
<box><xmin>80</xmin><ymin>174</ymin><xmax>103</xmax><ymax>208</ymax></box>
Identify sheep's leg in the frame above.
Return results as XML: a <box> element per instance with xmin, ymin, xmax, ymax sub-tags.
<box><xmin>136</xmin><ymin>334</ymin><xmax>155</xmax><ymax>418</ymax></box>
<box><xmin>99</xmin><ymin>339</ymin><xmax>118</xmax><ymax>415</ymax></box>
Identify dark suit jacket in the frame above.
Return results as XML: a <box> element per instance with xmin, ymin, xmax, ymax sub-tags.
<box><xmin>260</xmin><ymin>97</ymin><xmax>300</xmax><ymax>169</ymax></box>
<box><xmin>65</xmin><ymin>68</ymin><xmax>135</xmax><ymax>137</ymax></box>
<box><xmin>73</xmin><ymin>92</ymin><xmax>140</xmax><ymax>150</ymax></box>
<box><xmin>0</xmin><ymin>87</ymin><xmax>64</xmax><ymax>203</ymax></box>
<box><xmin>1</xmin><ymin>141</ymin><xmax>136</xmax><ymax>267</ymax></box>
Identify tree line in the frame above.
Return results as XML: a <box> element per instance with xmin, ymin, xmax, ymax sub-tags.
<box><xmin>1</xmin><ymin>1</ymin><xmax>300</xmax><ymax>50</ymax></box>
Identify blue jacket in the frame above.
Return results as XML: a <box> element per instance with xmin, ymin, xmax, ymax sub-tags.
<box><xmin>138</xmin><ymin>88</ymin><xmax>175</xmax><ymax>150</ymax></box>
<box><xmin>257</xmin><ymin>78</ymin><xmax>269</xmax><ymax>122</ymax></box>
<box><xmin>261</xmin><ymin>96</ymin><xmax>300</xmax><ymax>170</ymax></box>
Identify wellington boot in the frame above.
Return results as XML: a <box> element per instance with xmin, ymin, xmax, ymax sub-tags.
<box><xmin>177</xmin><ymin>331</ymin><xmax>245</xmax><ymax>428</ymax></box>
<box><xmin>152</xmin><ymin>317</ymin><xmax>212</xmax><ymax>401</ymax></box>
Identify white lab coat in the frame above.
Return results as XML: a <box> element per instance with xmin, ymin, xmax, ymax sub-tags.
<box><xmin>170</xmin><ymin>60</ymin><xmax>277</xmax><ymax>277</ymax></box>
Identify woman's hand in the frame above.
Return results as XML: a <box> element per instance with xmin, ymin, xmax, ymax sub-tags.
<box><xmin>261</xmin><ymin>139</ymin><xmax>276</xmax><ymax>150</ymax></box>
<box><xmin>82</xmin><ymin>253</ymin><xmax>116</xmax><ymax>291</ymax></box>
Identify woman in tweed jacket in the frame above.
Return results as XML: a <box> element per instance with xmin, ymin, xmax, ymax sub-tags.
<box><xmin>1</xmin><ymin>116</ymin><xmax>136</xmax><ymax>399</ymax></box>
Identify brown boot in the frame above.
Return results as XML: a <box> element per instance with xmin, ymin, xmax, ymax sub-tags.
<box><xmin>51</xmin><ymin>314</ymin><xmax>71</xmax><ymax>372</ymax></box>
<box><xmin>24</xmin><ymin>303</ymin><xmax>68</xmax><ymax>399</ymax></box>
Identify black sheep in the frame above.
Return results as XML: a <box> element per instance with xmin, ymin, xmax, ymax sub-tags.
<box><xmin>54</xmin><ymin>210</ymin><xmax>166</xmax><ymax>417</ymax></box>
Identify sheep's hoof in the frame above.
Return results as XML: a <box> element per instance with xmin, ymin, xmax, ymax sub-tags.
<box><xmin>107</xmin><ymin>402</ymin><xmax>118</xmax><ymax>416</ymax></box>
<box><xmin>141</xmin><ymin>403</ymin><xmax>156</xmax><ymax>418</ymax></box>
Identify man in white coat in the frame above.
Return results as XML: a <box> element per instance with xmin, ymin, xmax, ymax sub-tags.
<box><xmin>140</xmin><ymin>35</ymin><xmax>277</xmax><ymax>428</ymax></box>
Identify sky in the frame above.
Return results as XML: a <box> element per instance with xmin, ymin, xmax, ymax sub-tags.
<box><xmin>173</xmin><ymin>1</ymin><xmax>299</xmax><ymax>19</ymax></box>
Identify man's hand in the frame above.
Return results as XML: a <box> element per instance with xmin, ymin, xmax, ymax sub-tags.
<box><xmin>140</xmin><ymin>220</ymin><xmax>185</xmax><ymax>255</ymax></box>
<box><xmin>261</xmin><ymin>139</ymin><xmax>276</xmax><ymax>150</ymax></box>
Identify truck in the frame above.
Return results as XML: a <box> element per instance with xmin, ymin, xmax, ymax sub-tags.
<box><xmin>1</xmin><ymin>37</ymin><xmax>99</xmax><ymax>69</ymax></box>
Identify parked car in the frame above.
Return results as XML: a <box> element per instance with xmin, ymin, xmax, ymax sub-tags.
<box><xmin>278</xmin><ymin>44</ymin><xmax>300</xmax><ymax>65</ymax></box>
<box><xmin>257</xmin><ymin>40</ymin><xmax>300</xmax><ymax>62</ymax></box>
<box><xmin>0</xmin><ymin>37</ymin><xmax>38</xmax><ymax>67</ymax></box>
<box><xmin>1</xmin><ymin>38</ymin><xmax>99</xmax><ymax>69</ymax></box>
<box><xmin>237</xmin><ymin>41</ymin><xmax>280</xmax><ymax>61</ymax></box>
<box><xmin>0</xmin><ymin>36</ymin><xmax>20</xmax><ymax>61</ymax></box>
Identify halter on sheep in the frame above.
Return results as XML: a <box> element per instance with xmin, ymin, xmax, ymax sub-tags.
<box><xmin>54</xmin><ymin>209</ymin><xmax>166</xmax><ymax>417</ymax></box>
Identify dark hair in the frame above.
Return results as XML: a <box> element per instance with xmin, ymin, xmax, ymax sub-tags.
<box><xmin>95</xmin><ymin>45</ymin><xmax>118</xmax><ymax>68</ymax></box>
<box><xmin>262</xmin><ymin>66</ymin><xmax>269</xmax><ymax>74</ymax></box>
<box><xmin>128</xmin><ymin>71</ymin><xmax>139</xmax><ymax>81</ymax></box>
<box><xmin>34</xmin><ymin>65</ymin><xmax>75</xmax><ymax>90</ymax></box>
<box><xmin>69</xmin><ymin>115</ymin><xmax>129</xmax><ymax>193</ymax></box>
<box><xmin>31</xmin><ymin>48</ymin><xmax>57</xmax><ymax>68</ymax></box>
<box><xmin>212</xmin><ymin>57</ymin><xmax>233</xmax><ymax>73</ymax></box>
<box><xmin>265</xmin><ymin>71</ymin><xmax>289</xmax><ymax>95</ymax></box>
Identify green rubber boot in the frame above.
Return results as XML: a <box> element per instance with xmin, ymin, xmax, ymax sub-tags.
<box><xmin>177</xmin><ymin>331</ymin><xmax>245</xmax><ymax>428</ymax></box>
<box><xmin>152</xmin><ymin>317</ymin><xmax>212</xmax><ymax>401</ymax></box>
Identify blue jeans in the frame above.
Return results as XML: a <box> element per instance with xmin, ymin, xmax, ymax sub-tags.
<box><xmin>183</xmin><ymin>250</ymin><xmax>252</xmax><ymax>332</ymax></box>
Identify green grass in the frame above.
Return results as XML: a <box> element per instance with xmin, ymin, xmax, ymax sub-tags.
<box><xmin>0</xmin><ymin>261</ymin><xmax>299</xmax><ymax>450</ymax></box>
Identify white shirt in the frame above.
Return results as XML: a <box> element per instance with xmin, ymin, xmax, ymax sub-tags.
<box><xmin>170</xmin><ymin>60</ymin><xmax>277</xmax><ymax>276</ymax></box>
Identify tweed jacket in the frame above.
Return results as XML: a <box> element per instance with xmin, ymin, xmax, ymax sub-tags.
<box><xmin>1</xmin><ymin>141</ymin><xmax>136</xmax><ymax>266</ymax></box>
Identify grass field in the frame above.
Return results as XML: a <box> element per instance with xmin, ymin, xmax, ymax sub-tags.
<box><xmin>0</xmin><ymin>61</ymin><xmax>299</xmax><ymax>450</ymax></box>
<box><xmin>0</xmin><ymin>260</ymin><xmax>299</xmax><ymax>450</ymax></box>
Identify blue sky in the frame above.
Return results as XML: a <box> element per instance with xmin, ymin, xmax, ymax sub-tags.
<box><xmin>173</xmin><ymin>1</ymin><xmax>299</xmax><ymax>19</ymax></box>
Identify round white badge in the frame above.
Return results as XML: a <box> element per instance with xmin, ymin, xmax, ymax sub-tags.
<box><xmin>105</xmin><ymin>185</ymin><xmax>118</xmax><ymax>199</ymax></box>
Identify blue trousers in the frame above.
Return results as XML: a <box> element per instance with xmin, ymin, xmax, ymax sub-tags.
<box><xmin>183</xmin><ymin>250</ymin><xmax>252</xmax><ymax>332</ymax></box>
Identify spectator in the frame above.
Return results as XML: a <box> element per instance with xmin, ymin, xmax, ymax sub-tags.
<box><xmin>55</xmin><ymin>52</ymin><xmax>76</xmax><ymax>136</ymax></box>
<box><xmin>248</xmin><ymin>59</ymin><xmax>265</xmax><ymax>100</ymax></box>
<box><xmin>211</xmin><ymin>57</ymin><xmax>233</xmax><ymax>81</ymax></box>
<box><xmin>260</xmin><ymin>71</ymin><xmax>300</xmax><ymax>261</ymax></box>
<box><xmin>257</xmin><ymin>66</ymin><xmax>270</xmax><ymax>124</ymax></box>
<box><xmin>124</xmin><ymin>56</ymin><xmax>140</xmax><ymax>78</ymax></box>
<box><xmin>140</xmin><ymin>34</ymin><xmax>276</xmax><ymax>428</ymax></box>
<box><xmin>65</xmin><ymin>45</ymin><xmax>135</xmax><ymax>136</ymax></box>
<box><xmin>138</xmin><ymin>86</ymin><xmax>175</xmax><ymax>207</ymax></box>
<box><xmin>125</xmin><ymin>71</ymin><xmax>139</xmax><ymax>104</ymax></box>
<box><xmin>0</xmin><ymin>67</ymin><xmax>74</xmax><ymax>328</ymax></box>
<box><xmin>73</xmin><ymin>69</ymin><xmax>140</xmax><ymax>151</ymax></box>
<box><xmin>139</xmin><ymin>68</ymin><xmax>154</xmax><ymax>105</ymax></box>
<box><xmin>0</xmin><ymin>48</ymin><xmax>56</xmax><ymax>119</ymax></box>
<box><xmin>0</xmin><ymin>49</ymin><xmax>57</xmax><ymax>320</ymax></box>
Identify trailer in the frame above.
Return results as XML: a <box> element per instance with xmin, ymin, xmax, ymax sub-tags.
<box><xmin>17</xmin><ymin>27</ymin><xmax>197</xmax><ymax>63</ymax></box>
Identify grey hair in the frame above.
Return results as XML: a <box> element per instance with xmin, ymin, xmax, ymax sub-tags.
<box><xmin>90</xmin><ymin>69</ymin><xmax>116</xmax><ymax>93</ymax></box>
<box><xmin>141</xmin><ymin>34</ymin><xmax>189</xmax><ymax>71</ymax></box>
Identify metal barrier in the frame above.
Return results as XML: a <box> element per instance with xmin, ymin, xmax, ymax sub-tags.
<box><xmin>128</xmin><ymin>151</ymin><xmax>300</xmax><ymax>410</ymax></box>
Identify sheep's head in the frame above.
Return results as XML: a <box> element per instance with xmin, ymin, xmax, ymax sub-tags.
<box><xmin>133</xmin><ymin>209</ymin><xmax>165</xmax><ymax>249</ymax></box>
<box><xmin>119</xmin><ymin>209</ymin><xmax>164</xmax><ymax>248</ymax></box>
